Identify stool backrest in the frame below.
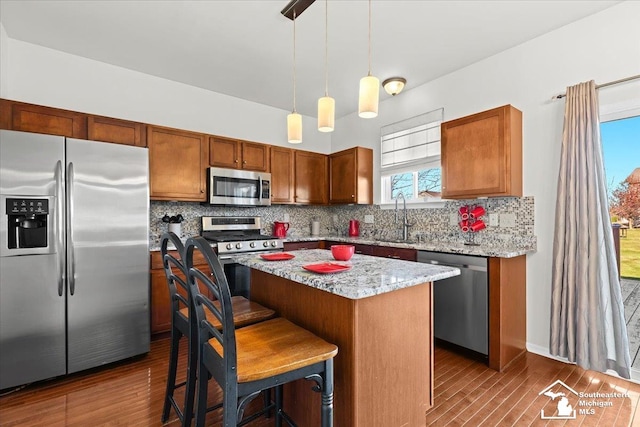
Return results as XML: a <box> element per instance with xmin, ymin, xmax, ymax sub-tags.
<box><xmin>185</xmin><ymin>237</ymin><xmax>238</xmax><ymax>384</ymax></box>
<box><xmin>160</xmin><ymin>232</ymin><xmax>189</xmax><ymax>318</ymax></box>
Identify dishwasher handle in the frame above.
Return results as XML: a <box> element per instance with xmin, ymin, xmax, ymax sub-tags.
<box><xmin>424</xmin><ymin>259</ymin><xmax>487</xmax><ymax>272</ymax></box>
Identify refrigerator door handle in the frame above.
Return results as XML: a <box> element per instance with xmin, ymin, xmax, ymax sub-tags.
<box><xmin>67</xmin><ymin>162</ymin><xmax>76</xmax><ymax>296</ymax></box>
<box><xmin>56</xmin><ymin>160</ymin><xmax>64</xmax><ymax>297</ymax></box>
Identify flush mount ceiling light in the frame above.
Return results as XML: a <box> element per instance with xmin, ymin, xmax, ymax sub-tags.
<box><xmin>382</xmin><ymin>77</ymin><xmax>407</xmax><ymax>96</ymax></box>
<box><xmin>317</xmin><ymin>0</ymin><xmax>334</xmax><ymax>132</ymax></box>
<box><xmin>358</xmin><ymin>0</ymin><xmax>379</xmax><ymax>119</ymax></box>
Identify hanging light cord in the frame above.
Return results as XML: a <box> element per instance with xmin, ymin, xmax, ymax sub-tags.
<box><xmin>293</xmin><ymin>10</ymin><xmax>297</xmax><ymax>113</ymax></box>
<box><xmin>324</xmin><ymin>0</ymin><xmax>329</xmax><ymax>96</ymax></box>
<box><xmin>367</xmin><ymin>0</ymin><xmax>371</xmax><ymax>77</ymax></box>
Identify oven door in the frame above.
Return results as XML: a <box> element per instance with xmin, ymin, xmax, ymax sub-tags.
<box><xmin>208</xmin><ymin>167</ymin><xmax>271</xmax><ymax>206</ymax></box>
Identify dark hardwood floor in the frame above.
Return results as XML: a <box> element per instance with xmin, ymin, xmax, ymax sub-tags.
<box><xmin>1</xmin><ymin>338</ymin><xmax>640</xmax><ymax>426</ymax></box>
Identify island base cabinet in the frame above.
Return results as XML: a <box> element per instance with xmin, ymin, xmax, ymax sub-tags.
<box><xmin>250</xmin><ymin>270</ymin><xmax>433</xmax><ymax>427</ymax></box>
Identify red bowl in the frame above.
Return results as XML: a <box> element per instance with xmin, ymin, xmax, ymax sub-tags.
<box><xmin>331</xmin><ymin>245</ymin><xmax>355</xmax><ymax>261</ymax></box>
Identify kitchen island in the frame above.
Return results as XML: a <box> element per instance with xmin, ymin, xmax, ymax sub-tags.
<box><xmin>231</xmin><ymin>249</ymin><xmax>460</xmax><ymax>427</ymax></box>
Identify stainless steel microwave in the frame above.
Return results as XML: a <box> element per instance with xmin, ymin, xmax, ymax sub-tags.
<box><xmin>207</xmin><ymin>167</ymin><xmax>271</xmax><ymax>206</ymax></box>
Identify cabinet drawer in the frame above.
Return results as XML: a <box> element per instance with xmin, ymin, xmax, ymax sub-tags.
<box><xmin>150</xmin><ymin>249</ymin><xmax>208</xmax><ymax>270</ymax></box>
<box><xmin>372</xmin><ymin>246</ymin><xmax>417</xmax><ymax>261</ymax></box>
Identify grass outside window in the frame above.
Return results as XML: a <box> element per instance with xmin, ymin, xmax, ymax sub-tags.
<box><xmin>621</xmin><ymin>227</ymin><xmax>640</xmax><ymax>279</ymax></box>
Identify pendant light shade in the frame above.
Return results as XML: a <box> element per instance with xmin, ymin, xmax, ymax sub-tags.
<box><xmin>287</xmin><ymin>112</ymin><xmax>302</xmax><ymax>143</ymax></box>
<box><xmin>359</xmin><ymin>75</ymin><xmax>379</xmax><ymax>118</ymax></box>
<box><xmin>287</xmin><ymin>10</ymin><xmax>302</xmax><ymax>144</ymax></box>
<box><xmin>358</xmin><ymin>0</ymin><xmax>379</xmax><ymax>119</ymax></box>
<box><xmin>318</xmin><ymin>96</ymin><xmax>335</xmax><ymax>132</ymax></box>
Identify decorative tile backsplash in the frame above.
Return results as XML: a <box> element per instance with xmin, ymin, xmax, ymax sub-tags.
<box><xmin>150</xmin><ymin>196</ymin><xmax>535</xmax><ymax>250</ymax></box>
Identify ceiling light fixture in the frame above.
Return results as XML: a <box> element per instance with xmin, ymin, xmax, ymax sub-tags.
<box><xmin>317</xmin><ymin>0</ymin><xmax>334</xmax><ymax>132</ymax></box>
<box><xmin>287</xmin><ymin>10</ymin><xmax>302</xmax><ymax>144</ymax></box>
<box><xmin>382</xmin><ymin>77</ymin><xmax>407</xmax><ymax>96</ymax></box>
<box><xmin>358</xmin><ymin>0</ymin><xmax>379</xmax><ymax>119</ymax></box>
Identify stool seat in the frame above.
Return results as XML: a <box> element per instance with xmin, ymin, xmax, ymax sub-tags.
<box><xmin>179</xmin><ymin>295</ymin><xmax>275</xmax><ymax>330</ymax></box>
<box><xmin>209</xmin><ymin>317</ymin><xmax>338</xmax><ymax>383</ymax></box>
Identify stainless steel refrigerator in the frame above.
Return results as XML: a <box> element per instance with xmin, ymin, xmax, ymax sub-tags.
<box><xmin>0</xmin><ymin>130</ymin><xmax>150</xmax><ymax>390</ymax></box>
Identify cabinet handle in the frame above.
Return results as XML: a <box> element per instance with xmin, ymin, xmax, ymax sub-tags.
<box><xmin>235</xmin><ymin>159</ymin><xmax>239</xmax><ymax>163</ymax></box>
<box><xmin>389</xmin><ymin>255</ymin><xmax>401</xmax><ymax>259</ymax></box>
<box><xmin>243</xmin><ymin>160</ymin><xmax>247</xmax><ymax>164</ymax></box>
<box><xmin>351</xmin><ymin>195</ymin><xmax>355</xmax><ymax>198</ymax></box>
<box><xmin>200</xmin><ymin>189</ymin><xmax>204</xmax><ymax>193</ymax></box>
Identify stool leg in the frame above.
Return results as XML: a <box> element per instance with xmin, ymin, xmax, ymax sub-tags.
<box><xmin>161</xmin><ymin>326</ymin><xmax>182</xmax><ymax>422</ymax></box>
<box><xmin>195</xmin><ymin>364</ymin><xmax>209</xmax><ymax>427</ymax></box>
<box><xmin>275</xmin><ymin>385</ymin><xmax>284</xmax><ymax>427</ymax></box>
<box><xmin>182</xmin><ymin>331</ymin><xmax>198</xmax><ymax>427</ymax></box>
<box><xmin>321</xmin><ymin>359</ymin><xmax>334</xmax><ymax>427</ymax></box>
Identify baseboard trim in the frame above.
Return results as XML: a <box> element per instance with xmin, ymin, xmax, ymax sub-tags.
<box><xmin>526</xmin><ymin>341</ymin><xmax>640</xmax><ymax>384</ymax></box>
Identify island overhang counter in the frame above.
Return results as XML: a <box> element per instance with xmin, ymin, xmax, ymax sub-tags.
<box><xmin>230</xmin><ymin>249</ymin><xmax>460</xmax><ymax>427</ymax></box>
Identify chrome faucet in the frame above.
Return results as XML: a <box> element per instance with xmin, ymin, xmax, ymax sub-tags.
<box><xmin>394</xmin><ymin>192</ymin><xmax>411</xmax><ymax>241</ymax></box>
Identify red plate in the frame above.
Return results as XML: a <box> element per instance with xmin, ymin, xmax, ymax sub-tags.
<box><xmin>302</xmin><ymin>262</ymin><xmax>352</xmax><ymax>274</ymax></box>
<box><xmin>260</xmin><ymin>253</ymin><xmax>295</xmax><ymax>261</ymax></box>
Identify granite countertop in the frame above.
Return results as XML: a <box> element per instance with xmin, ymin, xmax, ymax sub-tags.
<box><xmin>284</xmin><ymin>235</ymin><xmax>534</xmax><ymax>258</ymax></box>
<box><xmin>230</xmin><ymin>249</ymin><xmax>460</xmax><ymax>300</ymax></box>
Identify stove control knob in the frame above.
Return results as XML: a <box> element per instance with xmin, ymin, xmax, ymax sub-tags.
<box><xmin>250</xmin><ymin>242</ymin><xmax>257</xmax><ymax>248</ymax></box>
<box><xmin>263</xmin><ymin>241</ymin><xmax>269</xmax><ymax>248</ymax></box>
<box><xmin>236</xmin><ymin>243</ymin><xmax>243</xmax><ymax>250</ymax></box>
<box><xmin>270</xmin><ymin>241</ymin><xmax>278</xmax><ymax>247</ymax></box>
<box><xmin>226</xmin><ymin>243</ymin><xmax>233</xmax><ymax>250</ymax></box>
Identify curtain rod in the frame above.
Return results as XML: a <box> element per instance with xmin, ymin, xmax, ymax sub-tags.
<box><xmin>551</xmin><ymin>74</ymin><xmax>640</xmax><ymax>100</ymax></box>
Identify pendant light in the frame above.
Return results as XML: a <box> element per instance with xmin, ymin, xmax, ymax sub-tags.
<box><xmin>358</xmin><ymin>0</ymin><xmax>379</xmax><ymax>119</ymax></box>
<box><xmin>317</xmin><ymin>0</ymin><xmax>334</xmax><ymax>132</ymax></box>
<box><xmin>287</xmin><ymin>10</ymin><xmax>302</xmax><ymax>144</ymax></box>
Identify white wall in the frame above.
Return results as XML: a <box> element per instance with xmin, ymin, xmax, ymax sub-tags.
<box><xmin>0</xmin><ymin>35</ymin><xmax>331</xmax><ymax>154</ymax></box>
<box><xmin>0</xmin><ymin>22</ymin><xmax>9</xmax><ymax>97</ymax></box>
<box><xmin>333</xmin><ymin>0</ymin><xmax>640</xmax><ymax>355</ymax></box>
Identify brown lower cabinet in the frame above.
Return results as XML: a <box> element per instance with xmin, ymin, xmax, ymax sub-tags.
<box><xmin>149</xmin><ymin>250</ymin><xmax>211</xmax><ymax>336</ymax></box>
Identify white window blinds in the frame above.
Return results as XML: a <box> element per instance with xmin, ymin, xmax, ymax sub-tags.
<box><xmin>380</xmin><ymin>108</ymin><xmax>443</xmax><ymax>174</ymax></box>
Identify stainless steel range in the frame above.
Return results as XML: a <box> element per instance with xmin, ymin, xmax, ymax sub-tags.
<box><xmin>201</xmin><ymin>216</ymin><xmax>283</xmax><ymax>256</ymax></box>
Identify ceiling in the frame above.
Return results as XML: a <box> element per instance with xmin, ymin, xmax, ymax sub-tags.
<box><xmin>0</xmin><ymin>0</ymin><xmax>621</xmax><ymax>118</ymax></box>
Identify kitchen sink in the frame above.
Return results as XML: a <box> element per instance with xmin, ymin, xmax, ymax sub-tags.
<box><xmin>378</xmin><ymin>238</ymin><xmax>418</xmax><ymax>245</ymax></box>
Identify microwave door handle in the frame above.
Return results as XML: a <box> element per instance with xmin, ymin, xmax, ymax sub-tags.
<box><xmin>258</xmin><ymin>177</ymin><xmax>263</xmax><ymax>204</ymax></box>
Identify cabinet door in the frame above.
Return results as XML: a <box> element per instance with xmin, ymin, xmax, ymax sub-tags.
<box><xmin>148</xmin><ymin>125</ymin><xmax>208</xmax><ymax>201</ymax></box>
<box><xmin>241</xmin><ymin>141</ymin><xmax>269</xmax><ymax>172</ymax></box>
<box><xmin>329</xmin><ymin>147</ymin><xmax>373</xmax><ymax>204</ymax></box>
<box><xmin>210</xmin><ymin>136</ymin><xmax>240</xmax><ymax>169</ymax></box>
<box><xmin>88</xmin><ymin>116</ymin><xmax>146</xmax><ymax>147</ymax></box>
<box><xmin>295</xmin><ymin>150</ymin><xmax>328</xmax><ymax>205</ymax></box>
<box><xmin>271</xmin><ymin>146</ymin><xmax>295</xmax><ymax>204</ymax></box>
<box><xmin>10</xmin><ymin>101</ymin><xmax>87</xmax><ymax>138</ymax></box>
<box><xmin>0</xmin><ymin>99</ymin><xmax>11</xmax><ymax>130</ymax></box>
<box><xmin>150</xmin><ymin>269</ymin><xmax>172</xmax><ymax>335</ymax></box>
<box><xmin>441</xmin><ymin>105</ymin><xmax>522</xmax><ymax>198</ymax></box>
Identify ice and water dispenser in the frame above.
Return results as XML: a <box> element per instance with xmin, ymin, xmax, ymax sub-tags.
<box><xmin>6</xmin><ymin>198</ymin><xmax>49</xmax><ymax>249</ymax></box>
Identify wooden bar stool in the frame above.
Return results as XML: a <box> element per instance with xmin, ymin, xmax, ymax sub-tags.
<box><xmin>185</xmin><ymin>237</ymin><xmax>338</xmax><ymax>427</ymax></box>
<box><xmin>160</xmin><ymin>232</ymin><xmax>275</xmax><ymax>427</ymax></box>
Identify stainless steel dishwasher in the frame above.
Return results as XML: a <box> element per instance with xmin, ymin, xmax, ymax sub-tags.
<box><xmin>417</xmin><ymin>251</ymin><xmax>488</xmax><ymax>357</ymax></box>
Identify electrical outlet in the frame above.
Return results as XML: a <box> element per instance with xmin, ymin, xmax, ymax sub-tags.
<box><xmin>283</xmin><ymin>213</ymin><xmax>290</xmax><ymax>222</ymax></box>
<box><xmin>500</xmin><ymin>213</ymin><xmax>516</xmax><ymax>228</ymax></box>
<box><xmin>364</xmin><ymin>215</ymin><xmax>374</xmax><ymax>224</ymax></box>
<box><xmin>489</xmin><ymin>213</ymin><xmax>499</xmax><ymax>227</ymax></box>
<box><xmin>450</xmin><ymin>213</ymin><xmax>458</xmax><ymax>226</ymax></box>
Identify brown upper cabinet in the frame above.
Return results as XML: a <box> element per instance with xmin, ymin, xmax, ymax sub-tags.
<box><xmin>209</xmin><ymin>136</ymin><xmax>269</xmax><ymax>172</ymax></box>
<box><xmin>441</xmin><ymin>105</ymin><xmax>522</xmax><ymax>199</ymax></box>
<box><xmin>4</xmin><ymin>99</ymin><xmax>87</xmax><ymax>139</ymax></box>
<box><xmin>88</xmin><ymin>115</ymin><xmax>146</xmax><ymax>147</ymax></box>
<box><xmin>270</xmin><ymin>146</ymin><xmax>295</xmax><ymax>204</ymax></box>
<box><xmin>294</xmin><ymin>150</ymin><xmax>328</xmax><ymax>205</ymax></box>
<box><xmin>329</xmin><ymin>146</ymin><xmax>373</xmax><ymax>205</ymax></box>
<box><xmin>147</xmin><ymin>125</ymin><xmax>209</xmax><ymax>202</ymax></box>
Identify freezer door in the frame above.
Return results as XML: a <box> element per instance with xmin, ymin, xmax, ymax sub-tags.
<box><xmin>65</xmin><ymin>138</ymin><xmax>149</xmax><ymax>373</ymax></box>
<box><xmin>0</xmin><ymin>254</ymin><xmax>66</xmax><ymax>389</ymax></box>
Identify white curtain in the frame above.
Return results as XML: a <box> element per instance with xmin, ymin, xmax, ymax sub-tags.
<box><xmin>550</xmin><ymin>80</ymin><xmax>631</xmax><ymax>378</ymax></box>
